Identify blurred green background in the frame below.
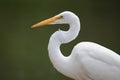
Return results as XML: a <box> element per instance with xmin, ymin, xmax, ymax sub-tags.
<box><xmin>0</xmin><ymin>0</ymin><xmax>120</xmax><ymax>80</ymax></box>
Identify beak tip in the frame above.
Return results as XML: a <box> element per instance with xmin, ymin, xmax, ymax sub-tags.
<box><xmin>31</xmin><ymin>24</ymin><xmax>38</xmax><ymax>28</ymax></box>
<box><xmin>31</xmin><ymin>25</ymin><xmax>35</xmax><ymax>28</ymax></box>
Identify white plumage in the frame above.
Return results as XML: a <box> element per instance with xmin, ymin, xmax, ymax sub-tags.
<box><xmin>32</xmin><ymin>11</ymin><xmax>120</xmax><ymax>80</ymax></box>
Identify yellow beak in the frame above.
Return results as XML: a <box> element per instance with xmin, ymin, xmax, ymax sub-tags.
<box><xmin>31</xmin><ymin>16</ymin><xmax>62</xmax><ymax>28</ymax></box>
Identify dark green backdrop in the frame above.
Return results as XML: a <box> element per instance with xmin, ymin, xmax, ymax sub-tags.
<box><xmin>0</xmin><ymin>0</ymin><xmax>120</xmax><ymax>80</ymax></box>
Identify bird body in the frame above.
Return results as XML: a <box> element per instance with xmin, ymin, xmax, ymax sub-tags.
<box><xmin>32</xmin><ymin>11</ymin><xmax>120</xmax><ymax>80</ymax></box>
<box><xmin>70</xmin><ymin>42</ymin><xmax>120</xmax><ymax>80</ymax></box>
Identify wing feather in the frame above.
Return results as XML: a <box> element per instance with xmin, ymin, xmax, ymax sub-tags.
<box><xmin>72</xmin><ymin>42</ymin><xmax>120</xmax><ymax>80</ymax></box>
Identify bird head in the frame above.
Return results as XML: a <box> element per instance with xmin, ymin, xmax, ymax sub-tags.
<box><xmin>31</xmin><ymin>11</ymin><xmax>78</xmax><ymax>28</ymax></box>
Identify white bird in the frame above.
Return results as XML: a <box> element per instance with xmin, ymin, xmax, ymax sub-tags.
<box><xmin>32</xmin><ymin>11</ymin><xmax>120</xmax><ymax>80</ymax></box>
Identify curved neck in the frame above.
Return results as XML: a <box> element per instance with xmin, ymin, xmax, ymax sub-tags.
<box><xmin>48</xmin><ymin>18</ymin><xmax>80</xmax><ymax>78</ymax></box>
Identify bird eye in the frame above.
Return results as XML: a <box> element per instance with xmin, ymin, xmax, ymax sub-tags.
<box><xmin>58</xmin><ymin>16</ymin><xmax>63</xmax><ymax>19</ymax></box>
<box><xmin>60</xmin><ymin>16</ymin><xmax>63</xmax><ymax>18</ymax></box>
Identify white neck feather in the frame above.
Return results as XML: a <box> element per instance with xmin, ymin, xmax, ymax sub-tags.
<box><xmin>48</xmin><ymin>16</ymin><xmax>80</xmax><ymax>78</ymax></box>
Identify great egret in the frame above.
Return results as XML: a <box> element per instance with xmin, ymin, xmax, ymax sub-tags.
<box><xmin>32</xmin><ymin>11</ymin><xmax>120</xmax><ymax>80</ymax></box>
